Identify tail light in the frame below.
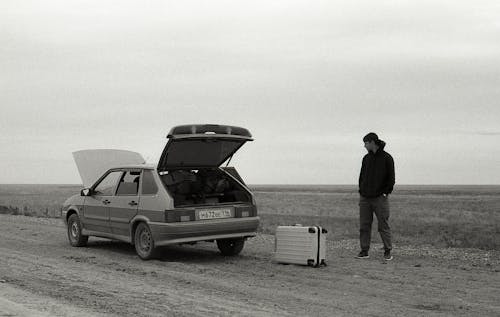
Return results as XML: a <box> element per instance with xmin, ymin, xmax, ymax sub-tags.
<box><xmin>234</xmin><ymin>205</ymin><xmax>257</xmax><ymax>218</ymax></box>
<box><xmin>164</xmin><ymin>209</ymin><xmax>195</xmax><ymax>222</ymax></box>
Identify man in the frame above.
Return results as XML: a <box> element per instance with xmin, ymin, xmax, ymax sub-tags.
<box><xmin>357</xmin><ymin>132</ymin><xmax>395</xmax><ymax>260</ymax></box>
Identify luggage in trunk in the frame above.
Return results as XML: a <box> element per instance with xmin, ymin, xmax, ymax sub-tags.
<box><xmin>274</xmin><ymin>225</ymin><xmax>327</xmax><ymax>267</ymax></box>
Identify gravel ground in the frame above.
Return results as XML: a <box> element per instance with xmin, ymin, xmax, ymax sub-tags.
<box><xmin>0</xmin><ymin>214</ymin><xmax>499</xmax><ymax>316</ymax></box>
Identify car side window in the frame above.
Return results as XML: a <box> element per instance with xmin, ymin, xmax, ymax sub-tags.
<box><xmin>116</xmin><ymin>170</ymin><xmax>141</xmax><ymax>196</ymax></box>
<box><xmin>142</xmin><ymin>170</ymin><xmax>158</xmax><ymax>195</ymax></box>
<box><xmin>94</xmin><ymin>171</ymin><xmax>122</xmax><ymax>196</ymax></box>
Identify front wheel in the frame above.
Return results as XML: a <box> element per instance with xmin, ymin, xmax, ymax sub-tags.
<box><xmin>216</xmin><ymin>238</ymin><xmax>245</xmax><ymax>256</ymax></box>
<box><xmin>134</xmin><ymin>223</ymin><xmax>157</xmax><ymax>260</ymax></box>
<box><xmin>67</xmin><ymin>214</ymin><xmax>88</xmax><ymax>247</ymax></box>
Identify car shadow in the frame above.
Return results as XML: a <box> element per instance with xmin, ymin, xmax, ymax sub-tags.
<box><xmin>86</xmin><ymin>239</ymin><xmax>236</xmax><ymax>264</ymax></box>
<box><xmin>156</xmin><ymin>244</ymin><xmax>229</xmax><ymax>263</ymax></box>
<box><xmin>87</xmin><ymin>239</ymin><xmax>136</xmax><ymax>255</ymax></box>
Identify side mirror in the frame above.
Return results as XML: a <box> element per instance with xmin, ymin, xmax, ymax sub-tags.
<box><xmin>80</xmin><ymin>188</ymin><xmax>92</xmax><ymax>196</ymax></box>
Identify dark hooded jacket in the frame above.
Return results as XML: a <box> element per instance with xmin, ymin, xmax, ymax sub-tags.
<box><xmin>358</xmin><ymin>141</ymin><xmax>395</xmax><ymax>198</ymax></box>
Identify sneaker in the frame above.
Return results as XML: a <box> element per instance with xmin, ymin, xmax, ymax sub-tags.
<box><xmin>356</xmin><ymin>251</ymin><xmax>369</xmax><ymax>259</ymax></box>
<box><xmin>384</xmin><ymin>250</ymin><xmax>393</xmax><ymax>261</ymax></box>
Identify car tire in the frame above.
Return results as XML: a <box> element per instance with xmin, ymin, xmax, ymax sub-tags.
<box><xmin>67</xmin><ymin>214</ymin><xmax>88</xmax><ymax>247</ymax></box>
<box><xmin>134</xmin><ymin>222</ymin><xmax>157</xmax><ymax>260</ymax></box>
<box><xmin>216</xmin><ymin>238</ymin><xmax>245</xmax><ymax>256</ymax></box>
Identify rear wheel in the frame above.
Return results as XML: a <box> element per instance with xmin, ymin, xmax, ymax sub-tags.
<box><xmin>216</xmin><ymin>238</ymin><xmax>245</xmax><ymax>256</ymax></box>
<box><xmin>134</xmin><ymin>222</ymin><xmax>157</xmax><ymax>260</ymax></box>
<box><xmin>67</xmin><ymin>214</ymin><xmax>88</xmax><ymax>247</ymax></box>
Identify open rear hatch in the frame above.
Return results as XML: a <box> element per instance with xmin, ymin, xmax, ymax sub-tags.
<box><xmin>157</xmin><ymin>124</ymin><xmax>254</xmax><ymax>208</ymax></box>
<box><xmin>157</xmin><ymin>124</ymin><xmax>253</xmax><ymax>171</ymax></box>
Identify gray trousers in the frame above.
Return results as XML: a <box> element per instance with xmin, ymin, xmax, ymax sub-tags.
<box><xmin>359</xmin><ymin>195</ymin><xmax>392</xmax><ymax>252</ymax></box>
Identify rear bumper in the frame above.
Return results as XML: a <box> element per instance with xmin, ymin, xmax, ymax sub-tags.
<box><xmin>149</xmin><ymin>216</ymin><xmax>259</xmax><ymax>246</ymax></box>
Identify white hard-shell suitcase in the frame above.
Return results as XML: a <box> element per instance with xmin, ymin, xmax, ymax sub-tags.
<box><xmin>274</xmin><ymin>225</ymin><xmax>327</xmax><ymax>267</ymax></box>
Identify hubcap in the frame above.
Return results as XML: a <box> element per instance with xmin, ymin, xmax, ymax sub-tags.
<box><xmin>138</xmin><ymin>229</ymin><xmax>151</xmax><ymax>253</ymax></box>
<box><xmin>71</xmin><ymin>222</ymin><xmax>78</xmax><ymax>238</ymax></box>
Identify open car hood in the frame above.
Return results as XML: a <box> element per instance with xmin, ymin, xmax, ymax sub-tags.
<box><xmin>158</xmin><ymin>124</ymin><xmax>253</xmax><ymax>170</ymax></box>
<box><xmin>73</xmin><ymin>149</ymin><xmax>145</xmax><ymax>187</ymax></box>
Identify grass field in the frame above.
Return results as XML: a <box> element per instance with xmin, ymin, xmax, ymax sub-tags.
<box><xmin>254</xmin><ymin>185</ymin><xmax>500</xmax><ymax>250</ymax></box>
<box><xmin>1</xmin><ymin>184</ymin><xmax>499</xmax><ymax>250</ymax></box>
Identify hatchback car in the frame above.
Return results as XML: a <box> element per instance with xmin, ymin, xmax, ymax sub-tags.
<box><xmin>62</xmin><ymin>124</ymin><xmax>259</xmax><ymax>260</ymax></box>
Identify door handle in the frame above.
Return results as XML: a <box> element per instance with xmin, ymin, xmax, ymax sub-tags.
<box><xmin>102</xmin><ymin>199</ymin><xmax>111</xmax><ymax>205</ymax></box>
<box><xmin>128</xmin><ymin>201</ymin><xmax>138</xmax><ymax>206</ymax></box>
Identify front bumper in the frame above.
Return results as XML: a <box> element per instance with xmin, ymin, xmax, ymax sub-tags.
<box><xmin>149</xmin><ymin>216</ymin><xmax>260</xmax><ymax>246</ymax></box>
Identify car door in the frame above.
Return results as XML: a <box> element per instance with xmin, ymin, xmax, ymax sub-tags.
<box><xmin>83</xmin><ymin>170</ymin><xmax>123</xmax><ymax>233</ymax></box>
<box><xmin>109</xmin><ymin>170</ymin><xmax>141</xmax><ymax>237</ymax></box>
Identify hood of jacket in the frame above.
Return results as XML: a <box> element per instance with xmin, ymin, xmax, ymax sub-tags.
<box><xmin>367</xmin><ymin>140</ymin><xmax>386</xmax><ymax>154</ymax></box>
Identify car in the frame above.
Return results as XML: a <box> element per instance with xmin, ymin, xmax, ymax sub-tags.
<box><xmin>61</xmin><ymin>124</ymin><xmax>259</xmax><ymax>260</ymax></box>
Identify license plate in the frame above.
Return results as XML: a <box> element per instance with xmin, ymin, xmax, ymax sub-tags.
<box><xmin>198</xmin><ymin>208</ymin><xmax>232</xmax><ymax>220</ymax></box>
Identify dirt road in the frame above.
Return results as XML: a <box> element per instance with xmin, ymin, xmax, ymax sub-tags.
<box><xmin>0</xmin><ymin>214</ymin><xmax>498</xmax><ymax>316</ymax></box>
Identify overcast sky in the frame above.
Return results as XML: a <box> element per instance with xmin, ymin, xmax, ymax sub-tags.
<box><xmin>1</xmin><ymin>0</ymin><xmax>499</xmax><ymax>184</ymax></box>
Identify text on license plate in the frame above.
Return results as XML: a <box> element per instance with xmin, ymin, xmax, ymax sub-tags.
<box><xmin>198</xmin><ymin>208</ymin><xmax>232</xmax><ymax>220</ymax></box>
